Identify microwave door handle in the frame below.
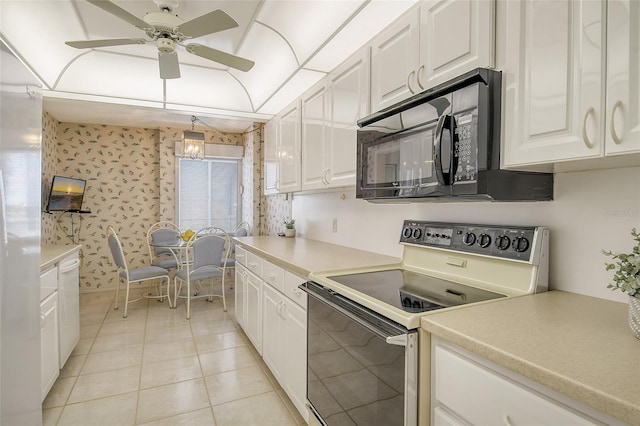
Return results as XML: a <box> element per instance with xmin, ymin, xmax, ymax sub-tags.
<box><xmin>434</xmin><ymin>113</ymin><xmax>448</xmax><ymax>185</ymax></box>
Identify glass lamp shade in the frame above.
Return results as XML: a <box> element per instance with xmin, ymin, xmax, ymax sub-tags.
<box><xmin>183</xmin><ymin>130</ymin><xmax>205</xmax><ymax>160</ymax></box>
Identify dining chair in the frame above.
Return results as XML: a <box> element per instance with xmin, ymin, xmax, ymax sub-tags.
<box><xmin>174</xmin><ymin>227</ymin><xmax>230</xmax><ymax>319</ymax></box>
<box><xmin>146</xmin><ymin>221</ymin><xmax>181</xmax><ymax>270</ymax></box>
<box><xmin>107</xmin><ymin>226</ymin><xmax>172</xmax><ymax>318</ymax></box>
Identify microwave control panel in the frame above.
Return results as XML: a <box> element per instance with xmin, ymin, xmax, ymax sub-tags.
<box><xmin>453</xmin><ymin>112</ymin><xmax>476</xmax><ymax>182</ymax></box>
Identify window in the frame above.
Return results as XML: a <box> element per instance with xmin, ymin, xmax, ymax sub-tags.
<box><xmin>177</xmin><ymin>158</ymin><xmax>241</xmax><ymax>232</ymax></box>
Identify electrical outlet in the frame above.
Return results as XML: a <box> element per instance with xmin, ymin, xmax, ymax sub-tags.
<box><xmin>332</xmin><ymin>218</ymin><xmax>338</xmax><ymax>233</ymax></box>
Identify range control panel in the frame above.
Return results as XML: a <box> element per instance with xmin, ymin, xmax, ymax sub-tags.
<box><xmin>399</xmin><ymin>220</ymin><xmax>541</xmax><ymax>261</ymax></box>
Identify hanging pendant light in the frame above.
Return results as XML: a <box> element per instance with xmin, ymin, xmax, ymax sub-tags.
<box><xmin>183</xmin><ymin>115</ymin><xmax>205</xmax><ymax>160</ymax></box>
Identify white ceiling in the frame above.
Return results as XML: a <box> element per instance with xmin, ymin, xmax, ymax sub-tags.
<box><xmin>0</xmin><ymin>0</ymin><xmax>418</xmax><ymax>132</ymax></box>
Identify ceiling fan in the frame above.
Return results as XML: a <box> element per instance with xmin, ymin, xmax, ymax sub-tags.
<box><xmin>65</xmin><ymin>0</ymin><xmax>255</xmax><ymax>79</ymax></box>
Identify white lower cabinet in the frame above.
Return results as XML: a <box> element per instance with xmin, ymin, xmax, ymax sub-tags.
<box><xmin>245</xmin><ymin>271</ymin><xmax>263</xmax><ymax>355</ymax></box>
<box><xmin>233</xmin><ymin>245</ymin><xmax>308</xmax><ymax>422</ymax></box>
<box><xmin>432</xmin><ymin>338</ymin><xmax>619</xmax><ymax>426</ymax></box>
<box><xmin>234</xmin><ymin>265</ymin><xmax>247</xmax><ymax>329</ymax></box>
<box><xmin>40</xmin><ymin>290</ymin><xmax>59</xmax><ymax>402</ymax></box>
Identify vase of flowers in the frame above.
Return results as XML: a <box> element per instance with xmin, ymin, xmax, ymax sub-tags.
<box><xmin>603</xmin><ymin>228</ymin><xmax>640</xmax><ymax>339</ymax></box>
<box><xmin>283</xmin><ymin>218</ymin><xmax>296</xmax><ymax>238</ymax></box>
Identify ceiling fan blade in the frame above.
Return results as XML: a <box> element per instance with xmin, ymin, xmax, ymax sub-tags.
<box><xmin>86</xmin><ymin>0</ymin><xmax>150</xmax><ymax>30</ymax></box>
<box><xmin>177</xmin><ymin>10</ymin><xmax>238</xmax><ymax>39</ymax></box>
<box><xmin>66</xmin><ymin>38</ymin><xmax>147</xmax><ymax>49</ymax></box>
<box><xmin>159</xmin><ymin>52</ymin><xmax>181</xmax><ymax>79</ymax></box>
<box><xmin>185</xmin><ymin>43</ymin><xmax>254</xmax><ymax>72</ymax></box>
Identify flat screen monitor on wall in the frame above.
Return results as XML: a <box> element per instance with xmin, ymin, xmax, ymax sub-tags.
<box><xmin>45</xmin><ymin>175</ymin><xmax>86</xmax><ymax>212</ymax></box>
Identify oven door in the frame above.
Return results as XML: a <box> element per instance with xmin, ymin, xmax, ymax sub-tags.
<box><xmin>301</xmin><ymin>281</ymin><xmax>418</xmax><ymax>426</ymax></box>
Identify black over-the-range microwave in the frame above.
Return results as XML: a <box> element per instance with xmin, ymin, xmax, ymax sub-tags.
<box><xmin>356</xmin><ymin>68</ymin><xmax>553</xmax><ymax>202</ymax></box>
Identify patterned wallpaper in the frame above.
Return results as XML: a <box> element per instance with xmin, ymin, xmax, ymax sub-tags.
<box><xmin>41</xmin><ymin>117</ymin><xmax>270</xmax><ymax>292</ymax></box>
<box><xmin>265</xmin><ymin>194</ymin><xmax>292</xmax><ymax>235</ymax></box>
<box><xmin>54</xmin><ymin>124</ymin><xmax>162</xmax><ymax>290</ymax></box>
<box><xmin>243</xmin><ymin>124</ymin><xmax>267</xmax><ymax>236</ymax></box>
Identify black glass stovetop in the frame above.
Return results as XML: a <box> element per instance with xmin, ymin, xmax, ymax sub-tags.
<box><xmin>327</xmin><ymin>269</ymin><xmax>505</xmax><ymax>313</ymax></box>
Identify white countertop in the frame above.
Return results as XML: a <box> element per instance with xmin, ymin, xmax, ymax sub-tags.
<box><xmin>233</xmin><ymin>236</ymin><xmax>400</xmax><ymax>278</ymax></box>
<box><xmin>421</xmin><ymin>291</ymin><xmax>640</xmax><ymax>425</ymax></box>
<box><xmin>41</xmin><ymin>244</ymin><xmax>82</xmax><ymax>270</ymax></box>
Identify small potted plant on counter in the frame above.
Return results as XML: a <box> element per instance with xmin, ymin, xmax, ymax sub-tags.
<box><xmin>283</xmin><ymin>218</ymin><xmax>296</xmax><ymax>238</ymax></box>
<box><xmin>603</xmin><ymin>228</ymin><xmax>640</xmax><ymax>339</ymax></box>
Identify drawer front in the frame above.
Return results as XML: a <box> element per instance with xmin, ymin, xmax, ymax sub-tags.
<box><xmin>40</xmin><ymin>266</ymin><xmax>58</xmax><ymax>301</ymax></box>
<box><xmin>245</xmin><ymin>251</ymin><xmax>263</xmax><ymax>277</ymax></box>
<box><xmin>433</xmin><ymin>344</ymin><xmax>598</xmax><ymax>426</ymax></box>
<box><xmin>262</xmin><ymin>259</ymin><xmax>285</xmax><ymax>293</ymax></box>
<box><xmin>284</xmin><ymin>271</ymin><xmax>307</xmax><ymax>309</ymax></box>
<box><xmin>235</xmin><ymin>246</ymin><xmax>248</xmax><ymax>267</ymax></box>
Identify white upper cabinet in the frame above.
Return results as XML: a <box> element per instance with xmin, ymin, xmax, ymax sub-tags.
<box><xmin>264</xmin><ymin>119</ymin><xmax>278</xmax><ymax>195</ymax></box>
<box><xmin>502</xmin><ymin>0</ymin><xmax>606</xmax><ymax>167</ymax></box>
<box><xmin>419</xmin><ymin>0</ymin><xmax>496</xmax><ymax>89</ymax></box>
<box><xmin>606</xmin><ymin>0</ymin><xmax>640</xmax><ymax>155</ymax></box>
<box><xmin>301</xmin><ymin>50</ymin><xmax>369</xmax><ymax>191</ymax></box>
<box><xmin>371</xmin><ymin>13</ymin><xmax>420</xmax><ymax>111</ymax></box>
<box><xmin>371</xmin><ymin>0</ymin><xmax>495</xmax><ymax>112</ymax></box>
<box><xmin>301</xmin><ymin>81</ymin><xmax>328</xmax><ymax>190</ymax></box>
<box><xmin>277</xmin><ymin>100</ymin><xmax>302</xmax><ymax>193</ymax></box>
<box><xmin>327</xmin><ymin>50</ymin><xmax>369</xmax><ymax>188</ymax></box>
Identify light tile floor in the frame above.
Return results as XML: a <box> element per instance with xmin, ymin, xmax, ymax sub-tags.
<box><xmin>43</xmin><ymin>284</ymin><xmax>306</xmax><ymax>426</ymax></box>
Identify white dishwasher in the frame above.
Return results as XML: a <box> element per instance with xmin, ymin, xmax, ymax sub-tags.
<box><xmin>58</xmin><ymin>252</ymin><xmax>80</xmax><ymax>368</ymax></box>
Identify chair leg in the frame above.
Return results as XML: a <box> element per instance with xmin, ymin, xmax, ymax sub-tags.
<box><xmin>221</xmin><ymin>272</ymin><xmax>227</xmax><ymax>312</ymax></box>
<box><xmin>114</xmin><ymin>274</ymin><xmax>120</xmax><ymax>311</ymax></box>
<box><xmin>173</xmin><ymin>277</ymin><xmax>179</xmax><ymax>310</ymax></box>
<box><xmin>123</xmin><ymin>280</ymin><xmax>131</xmax><ymax>318</ymax></box>
<box><xmin>186</xmin><ymin>280</ymin><xmax>191</xmax><ymax>320</ymax></box>
<box><xmin>166</xmin><ymin>277</ymin><xmax>173</xmax><ymax>308</ymax></box>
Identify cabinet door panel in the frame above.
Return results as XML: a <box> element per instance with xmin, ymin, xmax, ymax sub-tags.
<box><xmin>264</xmin><ymin>120</ymin><xmax>279</xmax><ymax>195</ymax></box>
<box><xmin>502</xmin><ymin>0</ymin><xmax>605</xmax><ymax>166</ymax></box>
<box><xmin>234</xmin><ymin>265</ymin><xmax>246</xmax><ymax>329</ymax></box>
<box><xmin>245</xmin><ymin>273</ymin><xmax>262</xmax><ymax>355</ymax></box>
<box><xmin>262</xmin><ymin>284</ymin><xmax>285</xmax><ymax>383</ymax></box>
<box><xmin>420</xmin><ymin>0</ymin><xmax>494</xmax><ymax>89</ymax></box>
<box><xmin>327</xmin><ymin>52</ymin><xmax>369</xmax><ymax>188</ymax></box>
<box><xmin>278</xmin><ymin>101</ymin><xmax>302</xmax><ymax>192</ymax></box>
<box><xmin>301</xmin><ymin>84</ymin><xmax>328</xmax><ymax>190</ymax></box>
<box><xmin>606</xmin><ymin>0</ymin><xmax>640</xmax><ymax>154</ymax></box>
<box><xmin>371</xmin><ymin>13</ymin><xmax>420</xmax><ymax>111</ymax></box>
<box><xmin>284</xmin><ymin>300</ymin><xmax>308</xmax><ymax>422</ymax></box>
<box><xmin>41</xmin><ymin>292</ymin><xmax>59</xmax><ymax>401</ymax></box>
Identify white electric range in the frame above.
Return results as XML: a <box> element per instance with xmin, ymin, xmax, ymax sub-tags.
<box><xmin>301</xmin><ymin>220</ymin><xmax>549</xmax><ymax>426</ymax></box>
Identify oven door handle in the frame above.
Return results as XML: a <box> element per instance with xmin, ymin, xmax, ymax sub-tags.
<box><xmin>386</xmin><ymin>333</ymin><xmax>408</xmax><ymax>347</ymax></box>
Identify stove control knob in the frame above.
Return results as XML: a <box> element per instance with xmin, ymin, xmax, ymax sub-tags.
<box><xmin>462</xmin><ymin>232</ymin><xmax>476</xmax><ymax>245</ymax></box>
<box><xmin>412</xmin><ymin>228</ymin><xmax>422</xmax><ymax>239</ymax></box>
<box><xmin>513</xmin><ymin>236</ymin><xmax>530</xmax><ymax>253</ymax></box>
<box><xmin>403</xmin><ymin>227</ymin><xmax>412</xmax><ymax>239</ymax></box>
<box><xmin>496</xmin><ymin>235</ymin><xmax>511</xmax><ymax>250</ymax></box>
<box><xmin>478</xmin><ymin>233</ymin><xmax>492</xmax><ymax>248</ymax></box>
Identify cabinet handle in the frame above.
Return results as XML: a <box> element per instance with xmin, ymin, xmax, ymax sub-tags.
<box><xmin>582</xmin><ymin>107</ymin><xmax>595</xmax><ymax>149</ymax></box>
<box><xmin>265</xmin><ymin>273</ymin><xmax>276</xmax><ymax>281</ymax></box>
<box><xmin>321</xmin><ymin>168</ymin><xmax>330</xmax><ymax>185</ymax></box>
<box><xmin>502</xmin><ymin>414</ymin><xmax>513</xmax><ymax>426</ymax></box>
<box><xmin>291</xmin><ymin>287</ymin><xmax>302</xmax><ymax>296</ymax></box>
<box><xmin>610</xmin><ymin>100</ymin><xmax>624</xmax><ymax>144</ymax></box>
<box><xmin>407</xmin><ymin>70</ymin><xmax>416</xmax><ymax>94</ymax></box>
<box><xmin>275</xmin><ymin>179</ymin><xmax>280</xmax><ymax>191</ymax></box>
<box><xmin>248</xmin><ymin>262</ymin><xmax>258</xmax><ymax>267</ymax></box>
<box><xmin>40</xmin><ymin>312</ymin><xmax>46</xmax><ymax>327</ymax></box>
<box><xmin>416</xmin><ymin>65</ymin><xmax>425</xmax><ymax>91</ymax></box>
